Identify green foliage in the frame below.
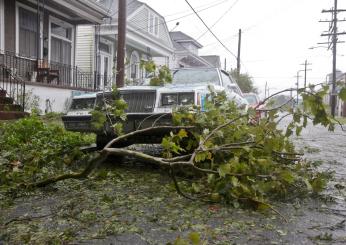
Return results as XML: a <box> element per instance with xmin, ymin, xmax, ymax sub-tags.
<box><xmin>164</xmin><ymin>87</ymin><xmax>332</xmax><ymax>207</ymax></box>
<box><xmin>229</xmin><ymin>69</ymin><xmax>258</xmax><ymax>93</ymax></box>
<box><xmin>149</xmin><ymin>65</ymin><xmax>172</xmax><ymax>86</ymax></box>
<box><xmin>0</xmin><ymin>115</ymin><xmax>94</xmax><ymax>191</ymax></box>
<box><xmin>140</xmin><ymin>60</ymin><xmax>172</xmax><ymax>86</ymax></box>
<box><xmin>170</xmin><ymin>231</ymin><xmax>206</xmax><ymax>245</ymax></box>
<box><xmin>339</xmin><ymin>87</ymin><xmax>346</xmax><ymax>101</ymax></box>
<box><xmin>91</xmin><ymin>87</ymin><xmax>128</xmax><ymax>135</ymax></box>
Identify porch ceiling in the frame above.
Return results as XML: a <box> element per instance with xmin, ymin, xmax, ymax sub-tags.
<box><xmin>46</xmin><ymin>0</ymin><xmax>108</xmax><ymax>24</ymax></box>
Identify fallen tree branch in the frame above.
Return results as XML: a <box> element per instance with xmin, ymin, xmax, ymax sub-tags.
<box><xmin>104</xmin><ymin>125</ymin><xmax>195</xmax><ymax>148</ymax></box>
<box><xmin>189</xmin><ymin>115</ymin><xmax>247</xmax><ymax>163</ymax></box>
<box><xmin>27</xmin><ymin>153</ymin><xmax>108</xmax><ymax>188</ymax></box>
<box><xmin>4</xmin><ymin>211</ymin><xmax>58</xmax><ymax>226</ymax></box>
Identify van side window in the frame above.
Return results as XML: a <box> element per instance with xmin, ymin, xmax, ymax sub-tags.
<box><xmin>221</xmin><ymin>72</ymin><xmax>233</xmax><ymax>87</ymax></box>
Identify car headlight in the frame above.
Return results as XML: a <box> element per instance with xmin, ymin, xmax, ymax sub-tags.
<box><xmin>179</xmin><ymin>93</ymin><xmax>194</xmax><ymax>105</ymax></box>
<box><xmin>161</xmin><ymin>94</ymin><xmax>178</xmax><ymax>106</ymax></box>
<box><xmin>161</xmin><ymin>93</ymin><xmax>194</xmax><ymax>106</ymax></box>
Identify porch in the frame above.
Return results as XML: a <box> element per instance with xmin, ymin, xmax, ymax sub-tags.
<box><xmin>0</xmin><ymin>51</ymin><xmax>112</xmax><ymax>91</ymax></box>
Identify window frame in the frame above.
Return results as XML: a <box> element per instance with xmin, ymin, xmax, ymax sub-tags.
<box><xmin>130</xmin><ymin>50</ymin><xmax>140</xmax><ymax>81</ymax></box>
<box><xmin>15</xmin><ymin>2</ymin><xmax>43</xmax><ymax>59</ymax></box>
<box><xmin>0</xmin><ymin>0</ymin><xmax>4</xmax><ymax>52</ymax></box>
<box><xmin>147</xmin><ymin>12</ymin><xmax>159</xmax><ymax>37</ymax></box>
<box><xmin>48</xmin><ymin>16</ymin><xmax>74</xmax><ymax>65</ymax></box>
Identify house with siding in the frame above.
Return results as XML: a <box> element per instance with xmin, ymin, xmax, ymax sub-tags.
<box><xmin>170</xmin><ymin>31</ymin><xmax>219</xmax><ymax>69</ymax></box>
<box><xmin>0</xmin><ymin>0</ymin><xmax>109</xmax><ymax>116</ymax></box>
<box><xmin>76</xmin><ymin>0</ymin><xmax>174</xmax><ymax>87</ymax></box>
<box><xmin>324</xmin><ymin>71</ymin><xmax>346</xmax><ymax>117</ymax></box>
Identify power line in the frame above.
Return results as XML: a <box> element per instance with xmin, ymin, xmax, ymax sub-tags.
<box><xmin>97</xmin><ymin>0</ymin><xmax>231</xmax><ymax>37</ymax></box>
<box><xmin>196</xmin><ymin>0</ymin><xmax>240</xmax><ymax>41</ymax></box>
<box><xmin>184</xmin><ymin>0</ymin><xmax>238</xmax><ymax>62</ymax></box>
<box><xmin>164</xmin><ymin>0</ymin><xmax>229</xmax><ymax>18</ymax></box>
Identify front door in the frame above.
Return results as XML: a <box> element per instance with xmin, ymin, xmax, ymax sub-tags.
<box><xmin>98</xmin><ymin>53</ymin><xmax>112</xmax><ymax>89</ymax></box>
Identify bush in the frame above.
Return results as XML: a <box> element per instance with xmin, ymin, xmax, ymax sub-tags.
<box><xmin>0</xmin><ymin>115</ymin><xmax>94</xmax><ymax>190</ymax></box>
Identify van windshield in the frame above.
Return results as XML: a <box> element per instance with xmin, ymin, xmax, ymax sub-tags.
<box><xmin>172</xmin><ymin>69</ymin><xmax>220</xmax><ymax>85</ymax></box>
<box><xmin>70</xmin><ymin>98</ymin><xmax>95</xmax><ymax>110</ymax></box>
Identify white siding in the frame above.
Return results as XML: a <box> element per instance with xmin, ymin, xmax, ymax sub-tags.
<box><xmin>3</xmin><ymin>82</ymin><xmax>78</xmax><ymax>113</ymax></box>
<box><xmin>129</xmin><ymin>7</ymin><xmax>172</xmax><ymax>49</ymax></box>
<box><xmin>75</xmin><ymin>25</ymin><xmax>95</xmax><ymax>73</ymax></box>
<box><xmin>158</xmin><ymin>18</ymin><xmax>171</xmax><ymax>46</ymax></box>
<box><xmin>129</xmin><ymin>7</ymin><xmax>149</xmax><ymax>33</ymax></box>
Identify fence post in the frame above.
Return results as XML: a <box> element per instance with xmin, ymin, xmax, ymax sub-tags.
<box><xmin>22</xmin><ymin>82</ymin><xmax>25</xmax><ymax>112</ymax></box>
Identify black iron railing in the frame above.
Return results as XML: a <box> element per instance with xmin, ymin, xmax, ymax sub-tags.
<box><xmin>0</xmin><ymin>64</ymin><xmax>26</xmax><ymax>111</ymax></box>
<box><xmin>0</xmin><ymin>51</ymin><xmax>113</xmax><ymax>91</ymax></box>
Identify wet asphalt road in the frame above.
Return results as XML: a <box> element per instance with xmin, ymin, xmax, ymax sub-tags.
<box><xmin>0</xmin><ymin>118</ymin><xmax>345</xmax><ymax>244</ymax></box>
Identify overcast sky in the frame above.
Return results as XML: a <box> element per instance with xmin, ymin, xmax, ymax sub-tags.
<box><xmin>141</xmin><ymin>0</ymin><xmax>346</xmax><ymax>97</ymax></box>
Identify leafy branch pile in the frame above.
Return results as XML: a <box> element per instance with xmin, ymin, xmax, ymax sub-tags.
<box><xmin>0</xmin><ymin>116</ymin><xmax>94</xmax><ymax>193</ymax></box>
<box><xmin>1</xmin><ymin>78</ymin><xmax>345</xmax><ymax>218</ymax></box>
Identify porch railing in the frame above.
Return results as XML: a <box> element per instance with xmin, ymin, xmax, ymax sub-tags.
<box><xmin>0</xmin><ymin>64</ymin><xmax>26</xmax><ymax>111</ymax></box>
<box><xmin>0</xmin><ymin>51</ymin><xmax>113</xmax><ymax>91</ymax></box>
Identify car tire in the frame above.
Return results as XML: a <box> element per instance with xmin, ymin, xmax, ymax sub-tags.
<box><xmin>96</xmin><ymin>133</ymin><xmax>132</xmax><ymax>149</ymax></box>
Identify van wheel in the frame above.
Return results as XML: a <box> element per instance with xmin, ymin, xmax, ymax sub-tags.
<box><xmin>96</xmin><ymin>134</ymin><xmax>132</xmax><ymax>149</ymax></box>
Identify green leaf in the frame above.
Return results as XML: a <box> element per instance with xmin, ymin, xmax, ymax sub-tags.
<box><xmin>280</xmin><ymin>170</ymin><xmax>295</xmax><ymax>184</ymax></box>
<box><xmin>230</xmin><ymin>176</ymin><xmax>239</xmax><ymax>187</ymax></box>
<box><xmin>177</xmin><ymin>129</ymin><xmax>188</xmax><ymax>139</ymax></box>
<box><xmin>174</xmin><ymin>237</ymin><xmax>189</xmax><ymax>245</ymax></box>
<box><xmin>339</xmin><ymin>88</ymin><xmax>346</xmax><ymax>101</ymax></box>
<box><xmin>188</xmin><ymin>232</ymin><xmax>201</xmax><ymax>245</ymax></box>
<box><xmin>218</xmin><ymin>164</ymin><xmax>231</xmax><ymax>177</ymax></box>
<box><xmin>303</xmin><ymin>115</ymin><xmax>308</xmax><ymax>128</ymax></box>
<box><xmin>296</xmin><ymin>126</ymin><xmax>303</xmax><ymax>136</ymax></box>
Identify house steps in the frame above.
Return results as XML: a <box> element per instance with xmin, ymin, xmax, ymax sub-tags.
<box><xmin>0</xmin><ymin>89</ymin><xmax>28</xmax><ymax>120</ymax></box>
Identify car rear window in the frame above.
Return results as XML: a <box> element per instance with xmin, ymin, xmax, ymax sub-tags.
<box><xmin>244</xmin><ymin>95</ymin><xmax>258</xmax><ymax>104</ymax></box>
<box><xmin>172</xmin><ymin>69</ymin><xmax>220</xmax><ymax>86</ymax></box>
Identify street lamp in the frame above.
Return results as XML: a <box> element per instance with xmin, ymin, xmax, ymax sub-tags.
<box><xmin>309</xmin><ymin>46</ymin><xmax>328</xmax><ymax>50</ymax></box>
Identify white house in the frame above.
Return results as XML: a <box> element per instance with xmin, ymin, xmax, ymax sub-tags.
<box><xmin>0</xmin><ymin>0</ymin><xmax>109</xmax><ymax>115</ymax></box>
<box><xmin>75</xmin><ymin>0</ymin><xmax>174</xmax><ymax>88</ymax></box>
<box><xmin>169</xmin><ymin>31</ymin><xmax>220</xmax><ymax>69</ymax></box>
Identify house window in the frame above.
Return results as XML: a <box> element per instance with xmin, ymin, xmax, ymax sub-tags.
<box><xmin>99</xmin><ymin>42</ymin><xmax>110</xmax><ymax>54</ymax></box>
<box><xmin>130</xmin><ymin>51</ymin><xmax>139</xmax><ymax>80</ymax></box>
<box><xmin>148</xmin><ymin>12</ymin><xmax>159</xmax><ymax>36</ymax></box>
<box><xmin>50</xmin><ymin>18</ymin><xmax>73</xmax><ymax>65</ymax></box>
<box><xmin>0</xmin><ymin>0</ymin><xmax>4</xmax><ymax>52</ymax></box>
<box><xmin>18</xmin><ymin>7</ymin><xmax>38</xmax><ymax>58</ymax></box>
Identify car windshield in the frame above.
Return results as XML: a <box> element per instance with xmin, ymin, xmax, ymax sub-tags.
<box><xmin>70</xmin><ymin>98</ymin><xmax>95</xmax><ymax>110</ymax></box>
<box><xmin>244</xmin><ymin>94</ymin><xmax>258</xmax><ymax>105</ymax></box>
<box><xmin>172</xmin><ymin>69</ymin><xmax>220</xmax><ymax>85</ymax></box>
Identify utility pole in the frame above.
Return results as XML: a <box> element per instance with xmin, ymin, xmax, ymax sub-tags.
<box><xmin>295</xmin><ymin>71</ymin><xmax>304</xmax><ymax>106</ymax></box>
<box><xmin>237</xmin><ymin>29</ymin><xmax>242</xmax><ymax>81</ymax></box>
<box><xmin>224</xmin><ymin>58</ymin><xmax>227</xmax><ymax>71</ymax></box>
<box><xmin>320</xmin><ymin>0</ymin><xmax>346</xmax><ymax>117</ymax></box>
<box><xmin>116</xmin><ymin>0</ymin><xmax>127</xmax><ymax>88</ymax></box>
<box><xmin>300</xmin><ymin>60</ymin><xmax>312</xmax><ymax>88</ymax></box>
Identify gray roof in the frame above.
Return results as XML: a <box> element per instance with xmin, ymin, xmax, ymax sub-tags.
<box><xmin>180</xmin><ymin>55</ymin><xmax>210</xmax><ymax>68</ymax></box>
<box><xmin>172</xmin><ymin>40</ymin><xmax>186</xmax><ymax>51</ymax></box>
<box><xmin>200</xmin><ymin>55</ymin><xmax>221</xmax><ymax>68</ymax></box>
<box><xmin>170</xmin><ymin>31</ymin><xmax>203</xmax><ymax>48</ymax></box>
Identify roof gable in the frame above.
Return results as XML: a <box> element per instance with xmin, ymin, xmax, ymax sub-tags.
<box><xmin>170</xmin><ymin>31</ymin><xmax>203</xmax><ymax>48</ymax></box>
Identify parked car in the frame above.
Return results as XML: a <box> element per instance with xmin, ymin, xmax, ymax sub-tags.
<box><xmin>62</xmin><ymin>67</ymin><xmax>248</xmax><ymax>147</ymax></box>
<box><xmin>243</xmin><ymin>93</ymin><xmax>260</xmax><ymax>107</ymax></box>
<box><xmin>243</xmin><ymin>93</ymin><xmax>264</xmax><ymax>119</ymax></box>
